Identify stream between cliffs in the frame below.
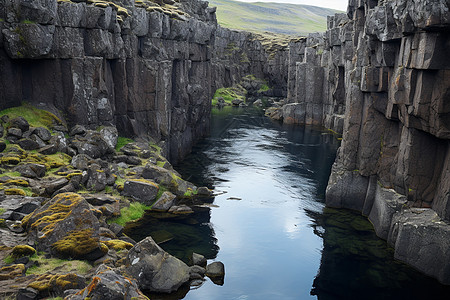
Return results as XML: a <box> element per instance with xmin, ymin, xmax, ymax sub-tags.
<box><xmin>127</xmin><ymin>107</ymin><xmax>450</xmax><ymax>299</ymax></box>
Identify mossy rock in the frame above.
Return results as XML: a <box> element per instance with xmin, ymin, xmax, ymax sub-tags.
<box><xmin>4</xmin><ymin>188</ymin><xmax>26</xmax><ymax>196</ymax></box>
<box><xmin>0</xmin><ymin>264</ymin><xmax>25</xmax><ymax>280</ymax></box>
<box><xmin>5</xmin><ymin>179</ymin><xmax>29</xmax><ymax>187</ymax></box>
<box><xmin>52</xmin><ymin>229</ymin><xmax>107</xmax><ymax>258</ymax></box>
<box><xmin>28</xmin><ymin>273</ymin><xmax>86</xmax><ymax>294</ymax></box>
<box><xmin>1</xmin><ymin>156</ymin><xmax>21</xmax><ymax>165</ymax></box>
<box><xmin>22</xmin><ymin>192</ymin><xmax>104</xmax><ymax>259</ymax></box>
<box><xmin>102</xmin><ymin>239</ymin><xmax>134</xmax><ymax>251</ymax></box>
<box><xmin>10</xmin><ymin>244</ymin><xmax>36</xmax><ymax>259</ymax></box>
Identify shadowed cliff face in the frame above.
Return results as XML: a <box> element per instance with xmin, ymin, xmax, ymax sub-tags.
<box><xmin>279</xmin><ymin>0</ymin><xmax>450</xmax><ymax>285</ymax></box>
<box><xmin>0</xmin><ymin>0</ymin><xmax>288</xmax><ymax>164</ymax></box>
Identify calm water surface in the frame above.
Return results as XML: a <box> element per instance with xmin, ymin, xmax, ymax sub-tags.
<box><xmin>128</xmin><ymin>107</ymin><xmax>450</xmax><ymax>299</ymax></box>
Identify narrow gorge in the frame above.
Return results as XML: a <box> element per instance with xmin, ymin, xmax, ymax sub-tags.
<box><xmin>0</xmin><ymin>0</ymin><xmax>449</xmax><ymax>298</ymax></box>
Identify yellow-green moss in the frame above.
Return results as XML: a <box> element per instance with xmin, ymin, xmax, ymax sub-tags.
<box><xmin>66</xmin><ymin>172</ymin><xmax>82</xmax><ymax>180</ymax></box>
<box><xmin>128</xmin><ymin>178</ymin><xmax>159</xmax><ymax>189</ymax></box>
<box><xmin>102</xmin><ymin>239</ymin><xmax>134</xmax><ymax>251</ymax></box>
<box><xmin>1</xmin><ymin>156</ymin><xmax>21</xmax><ymax>165</ymax></box>
<box><xmin>52</xmin><ymin>229</ymin><xmax>103</xmax><ymax>258</ymax></box>
<box><xmin>43</xmin><ymin>152</ymin><xmax>72</xmax><ymax>170</ymax></box>
<box><xmin>27</xmin><ymin>274</ymin><xmax>53</xmax><ymax>292</ymax></box>
<box><xmin>4</xmin><ymin>188</ymin><xmax>26</xmax><ymax>196</ymax></box>
<box><xmin>10</xmin><ymin>245</ymin><xmax>36</xmax><ymax>259</ymax></box>
<box><xmin>0</xmin><ymin>264</ymin><xmax>25</xmax><ymax>280</ymax></box>
<box><xmin>22</xmin><ymin>192</ymin><xmax>83</xmax><ymax>237</ymax></box>
<box><xmin>5</xmin><ymin>179</ymin><xmax>29</xmax><ymax>187</ymax></box>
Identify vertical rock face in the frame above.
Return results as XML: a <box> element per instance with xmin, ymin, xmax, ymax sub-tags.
<box><xmin>0</xmin><ymin>0</ymin><xmax>217</xmax><ymax>164</ymax></box>
<box><xmin>0</xmin><ymin>0</ymin><xmax>289</xmax><ymax>164</ymax></box>
<box><xmin>293</xmin><ymin>0</ymin><xmax>450</xmax><ymax>284</ymax></box>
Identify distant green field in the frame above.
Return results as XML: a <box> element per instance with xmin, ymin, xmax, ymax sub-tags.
<box><xmin>209</xmin><ymin>0</ymin><xmax>341</xmax><ymax>36</ymax></box>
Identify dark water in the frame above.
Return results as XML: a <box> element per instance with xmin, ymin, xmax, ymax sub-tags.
<box><xmin>128</xmin><ymin>107</ymin><xmax>450</xmax><ymax>299</ymax></box>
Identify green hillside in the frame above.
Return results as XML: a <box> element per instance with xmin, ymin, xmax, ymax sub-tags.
<box><xmin>209</xmin><ymin>0</ymin><xmax>341</xmax><ymax>36</ymax></box>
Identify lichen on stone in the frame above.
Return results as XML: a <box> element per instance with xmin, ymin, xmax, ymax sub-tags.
<box><xmin>52</xmin><ymin>229</ymin><xmax>103</xmax><ymax>258</ymax></box>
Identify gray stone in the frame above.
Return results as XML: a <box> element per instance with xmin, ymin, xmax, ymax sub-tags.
<box><xmin>192</xmin><ymin>252</ymin><xmax>207</xmax><ymax>267</ymax></box>
<box><xmin>152</xmin><ymin>191</ymin><xmax>177</xmax><ymax>211</ymax></box>
<box><xmin>122</xmin><ymin>180</ymin><xmax>159</xmax><ymax>205</ymax></box>
<box><xmin>126</xmin><ymin>236</ymin><xmax>190</xmax><ymax>293</ymax></box>
<box><xmin>66</xmin><ymin>270</ymin><xmax>145</xmax><ymax>300</ymax></box>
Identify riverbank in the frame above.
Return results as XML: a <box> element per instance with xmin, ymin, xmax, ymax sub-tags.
<box><xmin>0</xmin><ymin>104</ymin><xmax>224</xmax><ymax>299</ymax></box>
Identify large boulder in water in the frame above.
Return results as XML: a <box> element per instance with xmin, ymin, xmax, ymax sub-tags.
<box><xmin>22</xmin><ymin>192</ymin><xmax>107</xmax><ymax>260</ymax></box>
<box><xmin>125</xmin><ymin>236</ymin><xmax>190</xmax><ymax>293</ymax></box>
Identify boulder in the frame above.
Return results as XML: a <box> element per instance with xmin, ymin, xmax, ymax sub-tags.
<box><xmin>122</xmin><ymin>180</ymin><xmax>159</xmax><ymax>205</ymax></box>
<box><xmin>10</xmin><ymin>117</ymin><xmax>30</xmax><ymax>132</ymax></box>
<box><xmin>33</xmin><ymin>127</ymin><xmax>52</xmax><ymax>141</ymax></box>
<box><xmin>70</xmin><ymin>131</ymin><xmax>114</xmax><ymax>159</ymax></box>
<box><xmin>152</xmin><ymin>191</ymin><xmax>177</xmax><ymax>211</ymax></box>
<box><xmin>192</xmin><ymin>252</ymin><xmax>207</xmax><ymax>267</ymax></box>
<box><xmin>141</xmin><ymin>165</ymin><xmax>173</xmax><ymax>185</ymax></box>
<box><xmin>71</xmin><ymin>154</ymin><xmax>93</xmax><ymax>170</ymax></box>
<box><xmin>69</xmin><ymin>125</ymin><xmax>86</xmax><ymax>136</ymax></box>
<box><xmin>86</xmin><ymin>167</ymin><xmax>107</xmax><ymax>192</ymax></box>
<box><xmin>197</xmin><ymin>187</ymin><xmax>212</xmax><ymax>197</ymax></box>
<box><xmin>189</xmin><ymin>265</ymin><xmax>206</xmax><ymax>280</ymax></box>
<box><xmin>17</xmin><ymin>138</ymin><xmax>40</xmax><ymax>150</ymax></box>
<box><xmin>168</xmin><ymin>205</ymin><xmax>193</xmax><ymax>214</ymax></box>
<box><xmin>22</xmin><ymin>193</ymin><xmax>106</xmax><ymax>260</ymax></box>
<box><xmin>37</xmin><ymin>144</ymin><xmax>58</xmax><ymax>155</ymax></box>
<box><xmin>65</xmin><ymin>270</ymin><xmax>147</xmax><ymax>300</ymax></box>
<box><xmin>99</xmin><ymin>126</ymin><xmax>118</xmax><ymax>150</ymax></box>
<box><xmin>0</xmin><ymin>141</ymin><xmax>6</xmax><ymax>152</ymax></box>
<box><xmin>14</xmin><ymin>163</ymin><xmax>47</xmax><ymax>178</ymax></box>
<box><xmin>205</xmin><ymin>261</ymin><xmax>225</xmax><ymax>285</ymax></box>
<box><xmin>126</xmin><ymin>236</ymin><xmax>190</xmax><ymax>293</ymax></box>
<box><xmin>7</xmin><ymin>127</ymin><xmax>22</xmax><ymax>138</ymax></box>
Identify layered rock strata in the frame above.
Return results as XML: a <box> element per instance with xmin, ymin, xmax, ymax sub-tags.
<box><xmin>0</xmin><ymin>0</ymin><xmax>217</xmax><ymax>164</ymax></box>
<box><xmin>0</xmin><ymin>0</ymin><xmax>289</xmax><ymax>164</ymax></box>
<box><xmin>321</xmin><ymin>0</ymin><xmax>450</xmax><ymax>284</ymax></box>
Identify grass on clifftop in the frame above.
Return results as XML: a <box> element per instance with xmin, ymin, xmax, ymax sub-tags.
<box><xmin>209</xmin><ymin>0</ymin><xmax>340</xmax><ymax>36</ymax></box>
<box><xmin>0</xmin><ymin>103</ymin><xmax>63</xmax><ymax>130</ymax></box>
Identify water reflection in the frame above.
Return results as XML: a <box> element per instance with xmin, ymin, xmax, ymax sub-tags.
<box><xmin>128</xmin><ymin>106</ymin><xmax>450</xmax><ymax>299</ymax></box>
<box><xmin>311</xmin><ymin>208</ymin><xmax>450</xmax><ymax>300</ymax></box>
<box><xmin>126</xmin><ymin>201</ymin><xmax>219</xmax><ymax>264</ymax></box>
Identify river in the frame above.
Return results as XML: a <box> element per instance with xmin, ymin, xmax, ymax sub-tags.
<box><xmin>128</xmin><ymin>107</ymin><xmax>450</xmax><ymax>299</ymax></box>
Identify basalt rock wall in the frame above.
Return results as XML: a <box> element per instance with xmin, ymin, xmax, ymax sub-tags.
<box><xmin>284</xmin><ymin>0</ymin><xmax>450</xmax><ymax>284</ymax></box>
<box><xmin>0</xmin><ymin>0</ymin><xmax>218</xmax><ymax>164</ymax></box>
<box><xmin>0</xmin><ymin>0</ymin><xmax>288</xmax><ymax>163</ymax></box>
<box><xmin>212</xmin><ymin>26</ymin><xmax>289</xmax><ymax>97</ymax></box>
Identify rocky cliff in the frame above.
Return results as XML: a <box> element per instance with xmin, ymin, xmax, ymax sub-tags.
<box><xmin>0</xmin><ymin>0</ymin><xmax>288</xmax><ymax>164</ymax></box>
<box><xmin>280</xmin><ymin>0</ymin><xmax>450</xmax><ymax>284</ymax></box>
<box><xmin>0</xmin><ymin>0</ymin><xmax>219</xmax><ymax>164</ymax></box>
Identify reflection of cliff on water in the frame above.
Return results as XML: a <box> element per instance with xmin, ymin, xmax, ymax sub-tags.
<box><xmin>310</xmin><ymin>208</ymin><xmax>450</xmax><ymax>300</ymax></box>
<box><xmin>125</xmin><ymin>199</ymin><xmax>219</xmax><ymax>264</ymax></box>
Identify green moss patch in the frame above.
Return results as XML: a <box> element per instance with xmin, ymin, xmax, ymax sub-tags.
<box><xmin>212</xmin><ymin>85</ymin><xmax>246</xmax><ymax>106</ymax></box>
<box><xmin>108</xmin><ymin>202</ymin><xmax>151</xmax><ymax>227</ymax></box>
<box><xmin>0</xmin><ymin>103</ymin><xmax>63</xmax><ymax>131</ymax></box>
<box><xmin>115</xmin><ymin>136</ymin><xmax>134</xmax><ymax>151</ymax></box>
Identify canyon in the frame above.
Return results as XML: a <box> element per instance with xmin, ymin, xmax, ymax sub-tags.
<box><xmin>0</xmin><ymin>0</ymin><xmax>449</xmax><ymax>291</ymax></box>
